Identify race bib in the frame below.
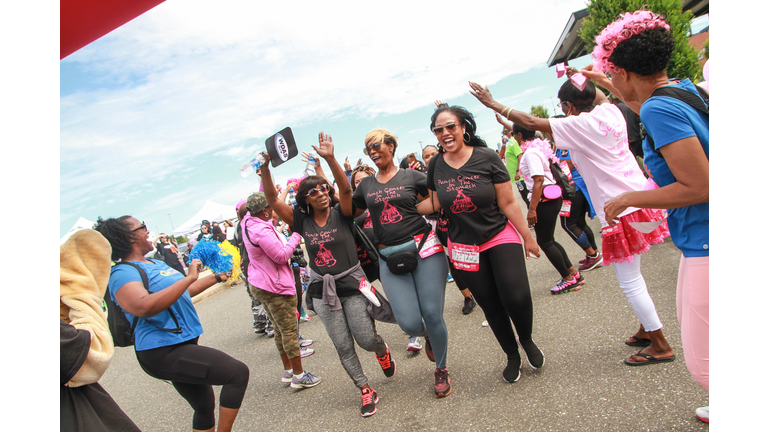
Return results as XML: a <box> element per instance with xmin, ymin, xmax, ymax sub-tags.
<box><xmin>451</xmin><ymin>243</ymin><xmax>480</xmax><ymax>272</ymax></box>
<box><xmin>414</xmin><ymin>230</ymin><xmax>444</xmax><ymax>259</ymax></box>
<box><xmin>559</xmin><ymin>200</ymin><xmax>572</xmax><ymax>217</ymax></box>
<box><xmin>358</xmin><ymin>277</ymin><xmax>380</xmax><ymax>306</ymax></box>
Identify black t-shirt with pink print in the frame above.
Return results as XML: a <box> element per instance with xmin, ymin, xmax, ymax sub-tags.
<box><xmin>427</xmin><ymin>146</ymin><xmax>511</xmax><ymax>246</ymax></box>
<box><xmin>352</xmin><ymin>168</ymin><xmax>431</xmax><ymax>246</ymax></box>
<box><xmin>292</xmin><ymin>204</ymin><xmax>360</xmax><ymax>300</ymax></box>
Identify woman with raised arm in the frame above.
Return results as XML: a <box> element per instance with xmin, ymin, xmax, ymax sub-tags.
<box><xmin>352</xmin><ymin>128</ymin><xmax>452</xmax><ymax>398</ymax></box>
<box><xmin>94</xmin><ymin>216</ymin><xmax>248</xmax><ymax>432</ymax></box>
<box><xmin>586</xmin><ymin>10</ymin><xmax>709</xmax><ymax>423</ymax></box>
<box><xmin>468</xmin><ymin>73</ymin><xmax>675</xmax><ymax>368</ymax></box>
<box><xmin>415</xmin><ymin>105</ymin><xmax>543</xmax><ymax>384</ymax></box>
<box><xmin>260</xmin><ymin>132</ymin><xmax>395</xmax><ymax>417</ymax></box>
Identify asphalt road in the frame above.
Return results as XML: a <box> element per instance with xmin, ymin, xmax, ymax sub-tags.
<box><xmin>100</xmin><ymin>214</ymin><xmax>708</xmax><ymax>431</ymax></box>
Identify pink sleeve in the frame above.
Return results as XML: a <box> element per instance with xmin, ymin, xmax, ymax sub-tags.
<box><xmin>256</xmin><ymin>229</ymin><xmax>301</xmax><ymax>264</ymax></box>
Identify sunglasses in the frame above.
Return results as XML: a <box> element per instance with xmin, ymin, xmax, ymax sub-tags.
<box><xmin>353</xmin><ymin>164</ymin><xmax>370</xmax><ymax>172</ymax></box>
<box><xmin>363</xmin><ymin>142</ymin><xmax>382</xmax><ymax>156</ymax></box>
<box><xmin>431</xmin><ymin>122</ymin><xmax>458</xmax><ymax>134</ymax></box>
<box><xmin>132</xmin><ymin>221</ymin><xmax>147</xmax><ymax>232</ymax></box>
<box><xmin>306</xmin><ymin>184</ymin><xmax>331</xmax><ymax>198</ymax></box>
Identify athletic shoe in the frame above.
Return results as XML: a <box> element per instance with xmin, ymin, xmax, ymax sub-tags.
<box><xmin>434</xmin><ymin>368</ymin><xmax>452</xmax><ymax>398</ymax></box>
<box><xmin>407</xmin><ymin>336</ymin><xmax>422</xmax><ymax>351</ymax></box>
<box><xmin>502</xmin><ymin>356</ymin><xmax>521</xmax><ymax>383</ymax></box>
<box><xmin>299</xmin><ymin>310</ymin><xmax>311</xmax><ymax>322</ymax></box>
<box><xmin>578</xmin><ymin>252</ymin><xmax>603</xmax><ymax>272</ymax></box>
<box><xmin>424</xmin><ymin>337</ymin><xmax>435</xmax><ymax>362</ymax></box>
<box><xmin>360</xmin><ymin>387</ymin><xmax>378</xmax><ymax>417</ymax></box>
<box><xmin>551</xmin><ymin>276</ymin><xmax>581</xmax><ymax>295</ymax></box>
<box><xmin>266</xmin><ymin>327</ymin><xmax>275</xmax><ymax>338</ymax></box>
<box><xmin>519</xmin><ymin>339</ymin><xmax>545</xmax><ymax>369</ymax></box>
<box><xmin>376</xmin><ymin>345</ymin><xmax>396</xmax><ymax>377</ymax></box>
<box><xmin>298</xmin><ymin>335</ymin><xmax>313</xmax><ymax>347</ymax></box>
<box><xmin>447</xmin><ymin>273</ymin><xmax>454</xmax><ymax>283</ymax></box>
<box><xmin>695</xmin><ymin>406</ymin><xmax>709</xmax><ymax>423</ymax></box>
<box><xmin>462</xmin><ymin>297</ymin><xmax>476</xmax><ymax>315</ymax></box>
<box><xmin>574</xmin><ymin>271</ymin><xmax>585</xmax><ymax>285</ymax></box>
<box><xmin>254</xmin><ymin>324</ymin><xmax>266</xmax><ymax>334</ymax></box>
<box><xmin>290</xmin><ymin>371</ymin><xmax>322</xmax><ymax>389</ymax></box>
<box><xmin>281</xmin><ymin>370</ymin><xmax>293</xmax><ymax>383</ymax></box>
<box><xmin>300</xmin><ymin>346</ymin><xmax>315</xmax><ymax>358</ymax></box>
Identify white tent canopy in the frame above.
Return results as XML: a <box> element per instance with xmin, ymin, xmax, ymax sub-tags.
<box><xmin>60</xmin><ymin>217</ymin><xmax>96</xmax><ymax>245</ymax></box>
<box><xmin>172</xmin><ymin>200</ymin><xmax>238</xmax><ymax>237</ymax></box>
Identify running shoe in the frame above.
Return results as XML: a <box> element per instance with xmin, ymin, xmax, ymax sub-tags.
<box><xmin>290</xmin><ymin>371</ymin><xmax>322</xmax><ymax>389</ymax></box>
<box><xmin>434</xmin><ymin>368</ymin><xmax>452</xmax><ymax>398</ymax></box>
<box><xmin>462</xmin><ymin>297</ymin><xmax>476</xmax><ymax>315</ymax></box>
<box><xmin>502</xmin><ymin>356</ymin><xmax>521</xmax><ymax>383</ymax></box>
<box><xmin>551</xmin><ymin>276</ymin><xmax>582</xmax><ymax>295</ymax></box>
<box><xmin>282</xmin><ymin>370</ymin><xmax>293</xmax><ymax>383</ymax></box>
<box><xmin>266</xmin><ymin>327</ymin><xmax>275</xmax><ymax>338</ymax></box>
<box><xmin>519</xmin><ymin>339</ymin><xmax>545</xmax><ymax>369</ymax></box>
<box><xmin>574</xmin><ymin>271</ymin><xmax>585</xmax><ymax>285</ymax></box>
<box><xmin>578</xmin><ymin>252</ymin><xmax>603</xmax><ymax>272</ymax></box>
<box><xmin>407</xmin><ymin>336</ymin><xmax>422</xmax><ymax>351</ymax></box>
<box><xmin>299</xmin><ymin>309</ymin><xmax>311</xmax><ymax>322</ymax></box>
<box><xmin>300</xmin><ymin>346</ymin><xmax>315</xmax><ymax>358</ymax></box>
<box><xmin>360</xmin><ymin>387</ymin><xmax>378</xmax><ymax>417</ymax></box>
<box><xmin>695</xmin><ymin>406</ymin><xmax>709</xmax><ymax>423</ymax></box>
<box><xmin>376</xmin><ymin>345</ymin><xmax>396</xmax><ymax>377</ymax></box>
<box><xmin>298</xmin><ymin>335</ymin><xmax>313</xmax><ymax>347</ymax></box>
<box><xmin>447</xmin><ymin>273</ymin><xmax>454</xmax><ymax>283</ymax></box>
<box><xmin>424</xmin><ymin>337</ymin><xmax>435</xmax><ymax>362</ymax></box>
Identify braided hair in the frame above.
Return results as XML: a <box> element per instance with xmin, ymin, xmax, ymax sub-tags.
<box><xmin>93</xmin><ymin>215</ymin><xmax>137</xmax><ymax>262</ymax></box>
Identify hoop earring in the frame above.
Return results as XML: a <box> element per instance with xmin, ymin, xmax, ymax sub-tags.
<box><xmin>463</xmin><ymin>132</ymin><xmax>471</xmax><ymax>143</ymax></box>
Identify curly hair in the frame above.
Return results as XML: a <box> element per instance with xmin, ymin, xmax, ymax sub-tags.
<box><xmin>609</xmin><ymin>27</ymin><xmax>675</xmax><ymax>76</ymax></box>
<box><xmin>295</xmin><ymin>175</ymin><xmax>338</xmax><ymax>215</ymax></box>
<box><xmin>93</xmin><ymin>215</ymin><xmax>137</xmax><ymax>262</ymax></box>
<box><xmin>430</xmin><ymin>105</ymin><xmax>488</xmax><ymax>152</ymax></box>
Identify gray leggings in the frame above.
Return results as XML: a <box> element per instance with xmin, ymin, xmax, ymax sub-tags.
<box><xmin>312</xmin><ymin>294</ymin><xmax>387</xmax><ymax>388</ymax></box>
<box><xmin>379</xmin><ymin>240</ymin><xmax>450</xmax><ymax>368</ymax></box>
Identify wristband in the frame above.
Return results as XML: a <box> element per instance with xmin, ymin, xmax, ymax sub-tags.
<box><xmin>215</xmin><ymin>274</ymin><xmax>223</xmax><ymax>283</ymax></box>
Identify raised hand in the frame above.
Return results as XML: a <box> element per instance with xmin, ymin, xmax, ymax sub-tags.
<box><xmin>314</xmin><ymin>131</ymin><xmax>335</xmax><ymax>160</ymax></box>
<box><xmin>343</xmin><ymin>157</ymin><xmax>351</xmax><ymax>171</ymax></box>
<box><xmin>468</xmin><ymin>82</ymin><xmax>495</xmax><ymax>108</ymax></box>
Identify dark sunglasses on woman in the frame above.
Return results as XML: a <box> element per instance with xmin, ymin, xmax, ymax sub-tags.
<box><xmin>431</xmin><ymin>122</ymin><xmax>458</xmax><ymax>134</ymax></box>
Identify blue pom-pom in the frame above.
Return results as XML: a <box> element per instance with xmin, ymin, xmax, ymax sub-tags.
<box><xmin>188</xmin><ymin>241</ymin><xmax>234</xmax><ymax>274</ymax></box>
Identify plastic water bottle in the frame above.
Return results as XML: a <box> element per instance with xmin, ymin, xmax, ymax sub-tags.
<box><xmin>288</xmin><ymin>189</ymin><xmax>297</xmax><ymax>207</ymax></box>
<box><xmin>303</xmin><ymin>154</ymin><xmax>317</xmax><ymax>177</ymax></box>
<box><xmin>239</xmin><ymin>154</ymin><xmax>266</xmax><ymax>178</ymax></box>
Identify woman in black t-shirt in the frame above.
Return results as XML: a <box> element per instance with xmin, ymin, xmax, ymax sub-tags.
<box><xmin>260</xmin><ymin>132</ymin><xmax>393</xmax><ymax>418</ymax></box>
<box><xmin>352</xmin><ymin>128</ymin><xmax>452</xmax><ymax>399</ymax></box>
<box><xmin>417</xmin><ymin>104</ymin><xmax>544</xmax><ymax>384</ymax></box>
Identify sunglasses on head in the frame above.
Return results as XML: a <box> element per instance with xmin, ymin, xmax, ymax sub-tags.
<box><xmin>431</xmin><ymin>122</ymin><xmax>458</xmax><ymax>135</ymax></box>
<box><xmin>363</xmin><ymin>142</ymin><xmax>383</xmax><ymax>156</ymax></box>
<box><xmin>306</xmin><ymin>184</ymin><xmax>331</xmax><ymax>198</ymax></box>
<box><xmin>353</xmin><ymin>164</ymin><xmax>370</xmax><ymax>171</ymax></box>
<box><xmin>132</xmin><ymin>221</ymin><xmax>147</xmax><ymax>232</ymax></box>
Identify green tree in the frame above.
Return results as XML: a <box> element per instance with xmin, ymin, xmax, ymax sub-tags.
<box><xmin>579</xmin><ymin>0</ymin><xmax>702</xmax><ymax>81</ymax></box>
<box><xmin>530</xmin><ymin>104</ymin><xmax>550</xmax><ymax>118</ymax></box>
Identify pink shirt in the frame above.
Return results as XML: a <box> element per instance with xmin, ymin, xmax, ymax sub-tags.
<box><xmin>550</xmin><ymin>103</ymin><xmax>645</xmax><ymax>226</ymax></box>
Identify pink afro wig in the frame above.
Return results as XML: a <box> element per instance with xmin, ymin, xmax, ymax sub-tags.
<box><xmin>591</xmin><ymin>10</ymin><xmax>670</xmax><ymax>74</ymax></box>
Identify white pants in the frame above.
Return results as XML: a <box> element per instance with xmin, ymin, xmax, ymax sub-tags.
<box><xmin>612</xmin><ymin>256</ymin><xmax>663</xmax><ymax>332</ymax></box>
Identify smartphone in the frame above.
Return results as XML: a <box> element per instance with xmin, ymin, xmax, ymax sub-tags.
<box><xmin>407</xmin><ymin>153</ymin><xmax>417</xmax><ymax>164</ymax></box>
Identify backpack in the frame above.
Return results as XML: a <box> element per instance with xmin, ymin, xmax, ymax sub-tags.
<box><xmin>104</xmin><ymin>261</ymin><xmax>182</xmax><ymax>347</ymax></box>
<box><xmin>644</xmin><ymin>84</ymin><xmax>709</xmax><ymax>159</ymax></box>
<box><xmin>353</xmin><ymin>222</ymin><xmax>380</xmax><ymax>282</ymax></box>
<box><xmin>549</xmin><ymin>160</ymin><xmax>576</xmax><ymax>201</ymax></box>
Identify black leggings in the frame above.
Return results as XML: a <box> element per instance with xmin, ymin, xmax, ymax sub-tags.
<box><xmin>136</xmin><ymin>337</ymin><xmax>249</xmax><ymax>430</ymax></box>
<box><xmin>560</xmin><ymin>188</ymin><xmax>597</xmax><ymax>252</ymax></box>
<box><xmin>534</xmin><ymin>198</ymin><xmax>573</xmax><ymax>278</ymax></box>
<box><xmin>451</xmin><ymin>243</ymin><xmax>533</xmax><ymax>362</ymax></box>
<box><xmin>293</xmin><ymin>265</ymin><xmax>303</xmax><ymax>313</ymax></box>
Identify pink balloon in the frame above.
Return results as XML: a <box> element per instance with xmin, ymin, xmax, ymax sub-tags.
<box><xmin>698</xmin><ymin>80</ymin><xmax>709</xmax><ymax>92</ymax></box>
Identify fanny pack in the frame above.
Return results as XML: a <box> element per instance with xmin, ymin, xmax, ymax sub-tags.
<box><xmin>378</xmin><ymin>226</ymin><xmax>432</xmax><ymax>275</ymax></box>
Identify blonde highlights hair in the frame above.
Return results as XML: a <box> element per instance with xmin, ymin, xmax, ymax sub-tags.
<box><xmin>364</xmin><ymin>128</ymin><xmax>398</xmax><ymax>155</ymax></box>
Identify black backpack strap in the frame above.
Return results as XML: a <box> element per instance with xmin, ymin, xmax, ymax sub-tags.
<box><xmin>645</xmin><ymin>84</ymin><xmax>709</xmax><ymax>159</ymax></box>
<box><xmin>115</xmin><ymin>261</ymin><xmax>182</xmax><ymax>334</ymax></box>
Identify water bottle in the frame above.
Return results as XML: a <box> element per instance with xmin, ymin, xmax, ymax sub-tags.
<box><xmin>239</xmin><ymin>154</ymin><xmax>266</xmax><ymax>178</ymax></box>
<box><xmin>303</xmin><ymin>154</ymin><xmax>317</xmax><ymax>177</ymax></box>
<box><xmin>288</xmin><ymin>189</ymin><xmax>297</xmax><ymax>207</ymax></box>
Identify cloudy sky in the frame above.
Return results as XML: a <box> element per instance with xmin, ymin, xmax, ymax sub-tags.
<box><xmin>59</xmin><ymin>0</ymin><xmax>708</xmax><ymax>238</ymax></box>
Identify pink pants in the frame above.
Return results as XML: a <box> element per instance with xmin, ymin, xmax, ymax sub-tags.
<box><xmin>677</xmin><ymin>255</ymin><xmax>709</xmax><ymax>391</ymax></box>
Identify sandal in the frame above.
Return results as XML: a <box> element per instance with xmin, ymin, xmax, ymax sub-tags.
<box><xmin>624</xmin><ymin>335</ymin><xmax>651</xmax><ymax>347</ymax></box>
<box><xmin>624</xmin><ymin>351</ymin><xmax>676</xmax><ymax>366</ymax></box>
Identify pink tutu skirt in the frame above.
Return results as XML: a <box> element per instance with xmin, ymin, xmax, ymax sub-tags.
<box><xmin>601</xmin><ymin>208</ymin><xmax>670</xmax><ymax>266</ymax></box>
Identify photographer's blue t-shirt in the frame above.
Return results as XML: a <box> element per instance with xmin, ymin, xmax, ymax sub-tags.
<box><xmin>108</xmin><ymin>259</ymin><xmax>203</xmax><ymax>351</ymax></box>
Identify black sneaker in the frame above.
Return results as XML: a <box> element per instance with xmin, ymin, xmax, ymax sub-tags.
<box><xmin>376</xmin><ymin>345</ymin><xmax>396</xmax><ymax>378</ymax></box>
<box><xmin>462</xmin><ymin>297</ymin><xmax>476</xmax><ymax>315</ymax></box>
<box><xmin>519</xmin><ymin>339</ymin><xmax>545</xmax><ymax>369</ymax></box>
<box><xmin>360</xmin><ymin>387</ymin><xmax>378</xmax><ymax>417</ymax></box>
<box><xmin>503</xmin><ymin>355</ymin><xmax>522</xmax><ymax>383</ymax></box>
<box><xmin>424</xmin><ymin>337</ymin><xmax>435</xmax><ymax>362</ymax></box>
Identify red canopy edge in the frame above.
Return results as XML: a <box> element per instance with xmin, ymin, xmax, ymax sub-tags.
<box><xmin>61</xmin><ymin>0</ymin><xmax>166</xmax><ymax>59</ymax></box>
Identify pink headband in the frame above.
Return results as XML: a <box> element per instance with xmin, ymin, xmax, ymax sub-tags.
<box><xmin>591</xmin><ymin>10</ymin><xmax>670</xmax><ymax>74</ymax></box>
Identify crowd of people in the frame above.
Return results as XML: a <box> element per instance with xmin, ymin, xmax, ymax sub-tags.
<box><xmin>63</xmin><ymin>9</ymin><xmax>708</xmax><ymax>429</ymax></box>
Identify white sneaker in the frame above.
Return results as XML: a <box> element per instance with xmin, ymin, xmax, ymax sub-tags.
<box><xmin>290</xmin><ymin>371</ymin><xmax>322</xmax><ymax>389</ymax></box>
<box><xmin>298</xmin><ymin>335</ymin><xmax>313</xmax><ymax>347</ymax></box>
<box><xmin>695</xmin><ymin>406</ymin><xmax>709</xmax><ymax>423</ymax></box>
<box><xmin>300</xmin><ymin>346</ymin><xmax>315</xmax><ymax>358</ymax></box>
<box><xmin>407</xmin><ymin>336</ymin><xmax>422</xmax><ymax>351</ymax></box>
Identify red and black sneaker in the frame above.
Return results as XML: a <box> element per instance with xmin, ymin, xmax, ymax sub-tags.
<box><xmin>434</xmin><ymin>368</ymin><xmax>452</xmax><ymax>398</ymax></box>
<box><xmin>376</xmin><ymin>344</ymin><xmax>396</xmax><ymax>378</ymax></box>
<box><xmin>360</xmin><ymin>387</ymin><xmax>378</xmax><ymax>417</ymax></box>
<box><xmin>424</xmin><ymin>337</ymin><xmax>435</xmax><ymax>362</ymax></box>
